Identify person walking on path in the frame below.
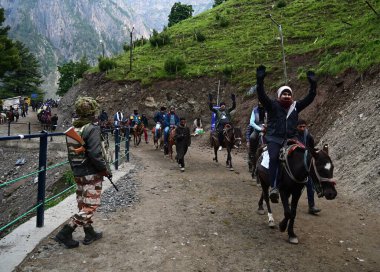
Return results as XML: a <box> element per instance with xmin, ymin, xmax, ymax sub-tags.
<box><xmin>175</xmin><ymin>117</ymin><xmax>191</xmax><ymax>172</ymax></box>
<box><xmin>142</xmin><ymin>113</ymin><xmax>149</xmax><ymax>144</ymax></box>
<box><xmin>296</xmin><ymin>119</ymin><xmax>321</xmax><ymax>215</ymax></box>
<box><xmin>51</xmin><ymin>114</ymin><xmax>58</xmax><ymax>131</ymax></box>
<box><xmin>55</xmin><ymin>97</ymin><xmax>112</xmax><ymax>249</ymax></box>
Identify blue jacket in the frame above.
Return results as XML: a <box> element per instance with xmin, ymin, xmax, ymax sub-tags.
<box><xmin>153</xmin><ymin>111</ymin><xmax>166</xmax><ymax>124</ymax></box>
<box><xmin>164</xmin><ymin>113</ymin><xmax>180</xmax><ymax>128</ymax></box>
<box><xmin>257</xmin><ymin>81</ymin><xmax>316</xmax><ymax>145</ymax></box>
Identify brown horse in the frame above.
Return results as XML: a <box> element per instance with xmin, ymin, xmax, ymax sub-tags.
<box><xmin>132</xmin><ymin>123</ymin><xmax>144</xmax><ymax>146</ymax></box>
<box><xmin>167</xmin><ymin>127</ymin><xmax>176</xmax><ymax>160</ymax></box>
<box><xmin>210</xmin><ymin>124</ymin><xmax>242</xmax><ymax>171</ymax></box>
<box><xmin>5</xmin><ymin>110</ymin><xmax>14</xmax><ymax>123</ymax></box>
<box><xmin>152</xmin><ymin>123</ymin><xmax>164</xmax><ymax>150</ymax></box>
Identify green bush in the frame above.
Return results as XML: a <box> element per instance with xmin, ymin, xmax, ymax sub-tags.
<box><xmin>277</xmin><ymin>0</ymin><xmax>287</xmax><ymax>8</ymax></box>
<box><xmin>218</xmin><ymin>16</ymin><xmax>229</xmax><ymax>27</ymax></box>
<box><xmin>222</xmin><ymin>65</ymin><xmax>233</xmax><ymax>77</ymax></box>
<box><xmin>164</xmin><ymin>55</ymin><xmax>186</xmax><ymax>74</ymax></box>
<box><xmin>62</xmin><ymin>170</ymin><xmax>75</xmax><ymax>186</ymax></box>
<box><xmin>123</xmin><ymin>43</ymin><xmax>131</xmax><ymax>52</ymax></box>
<box><xmin>194</xmin><ymin>30</ymin><xmax>206</xmax><ymax>42</ymax></box>
<box><xmin>98</xmin><ymin>57</ymin><xmax>117</xmax><ymax>72</ymax></box>
<box><xmin>149</xmin><ymin>29</ymin><xmax>171</xmax><ymax>47</ymax></box>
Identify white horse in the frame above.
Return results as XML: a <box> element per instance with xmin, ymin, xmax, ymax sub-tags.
<box><xmin>0</xmin><ymin>112</ymin><xmax>7</xmax><ymax>124</ymax></box>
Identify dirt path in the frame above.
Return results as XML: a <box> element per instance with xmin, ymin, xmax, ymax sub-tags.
<box><xmin>15</xmin><ymin>137</ymin><xmax>380</xmax><ymax>272</ymax></box>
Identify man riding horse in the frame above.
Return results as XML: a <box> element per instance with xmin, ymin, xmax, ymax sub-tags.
<box><xmin>208</xmin><ymin>93</ymin><xmax>236</xmax><ymax>151</ymax></box>
<box><xmin>164</xmin><ymin>106</ymin><xmax>180</xmax><ymax>155</ymax></box>
<box><xmin>246</xmin><ymin>101</ymin><xmax>266</xmax><ymax>175</ymax></box>
<box><xmin>256</xmin><ymin>65</ymin><xmax>317</xmax><ymax>203</ymax></box>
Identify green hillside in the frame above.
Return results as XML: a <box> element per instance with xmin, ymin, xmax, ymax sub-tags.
<box><xmin>102</xmin><ymin>0</ymin><xmax>380</xmax><ymax>87</ymax></box>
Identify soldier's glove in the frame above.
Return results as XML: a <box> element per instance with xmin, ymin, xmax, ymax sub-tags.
<box><xmin>306</xmin><ymin>70</ymin><xmax>317</xmax><ymax>89</ymax></box>
<box><xmin>256</xmin><ymin>65</ymin><xmax>266</xmax><ymax>82</ymax></box>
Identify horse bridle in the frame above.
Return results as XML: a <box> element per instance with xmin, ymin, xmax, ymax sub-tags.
<box><xmin>311</xmin><ymin>156</ymin><xmax>337</xmax><ymax>186</ymax></box>
<box><xmin>280</xmin><ymin>144</ymin><xmax>310</xmax><ymax>183</ymax></box>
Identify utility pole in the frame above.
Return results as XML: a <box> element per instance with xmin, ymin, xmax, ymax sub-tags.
<box><xmin>268</xmin><ymin>14</ymin><xmax>288</xmax><ymax>84</ymax></box>
<box><xmin>129</xmin><ymin>26</ymin><xmax>134</xmax><ymax>71</ymax></box>
<box><xmin>100</xmin><ymin>39</ymin><xmax>105</xmax><ymax>58</ymax></box>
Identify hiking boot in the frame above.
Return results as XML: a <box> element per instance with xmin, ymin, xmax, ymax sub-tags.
<box><xmin>83</xmin><ymin>225</ymin><xmax>103</xmax><ymax>245</ymax></box>
<box><xmin>218</xmin><ymin>146</ymin><xmax>222</xmax><ymax>151</ymax></box>
<box><xmin>269</xmin><ymin>188</ymin><xmax>279</xmax><ymax>203</ymax></box>
<box><xmin>54</xmin><ymin>224</ymin><xmax>79</xmax><ymax>249</ymax></box>
<box><xmin>308</xmin><ymin>206</ymin><xmax>321</xmax><ymax>215</ymax></box>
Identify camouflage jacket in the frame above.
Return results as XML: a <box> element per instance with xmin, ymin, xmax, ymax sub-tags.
<box><xmin>66</xmin><ymin>123</ymin><xmax>108</xmax><ymax>177</ymax></box>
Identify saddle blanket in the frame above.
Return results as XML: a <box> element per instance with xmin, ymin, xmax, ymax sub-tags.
<box><xmin>261</xmin><ymin>150</ymin><xmax>269</xmax><ymax>169</ymax></box>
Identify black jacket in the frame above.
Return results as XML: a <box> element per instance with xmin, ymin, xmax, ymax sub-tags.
<box><xmin>297</xmin><ymin>129</ymin><xmax>315</xmax><ymax>150</ymax></box>
<box><xmin>175</xmin><ymin>125</ymin><xmax>191</xmax><ymax>147</ymax></box>
<box><xmin>257</xmin><ymin>81</ymin><xmax>316</xmax><ymax>144</ymax></box>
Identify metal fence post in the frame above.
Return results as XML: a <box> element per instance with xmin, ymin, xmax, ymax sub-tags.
<box><xmin>125</xmin><ymin>126</ymin><xmax>130</xmax><ymax>162</ymax></box>
<box><xmin>37</xmin><ymin>132</ymin><xmax>48</xmax><ymax>227</ymax></box>
<box><xmin>115</xmin><ymin>128</ymin><xmax>120</xmax><ymax>170</ymax></box>
<box><xmin>28</xmin><ymin>122</ymin><xmax>31</xmax><ymax>140</ymax></box>
<box><xmin>8</xmin><ymin>122</ymin><xmax>10</xmax><ymax>136</ymax></box>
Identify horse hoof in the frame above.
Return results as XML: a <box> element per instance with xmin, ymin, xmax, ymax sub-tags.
<box><xmin>257</xmin><ymin>209</ymin><xmax>265</xmax><ymax>215</ymax></box>
<box><xmin>229</xmin><ymin>168</ymin><xmax>234</xmax><ymax>171</ymax></box>
<box><xmin>288</xmin><ymin>236</ymin><xmax>299</xmax><ymax>244</ymax></box>
<box><xmin>268</xmin><ymin>221</ymin><xmax>276</xmax><ymax>228</ymax></box>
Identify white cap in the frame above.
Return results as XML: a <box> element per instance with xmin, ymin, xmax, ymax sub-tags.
<box><xmin>277</xmin><ymin>86</ymin><xmax>293</xmax><ymax>98</ymax></box>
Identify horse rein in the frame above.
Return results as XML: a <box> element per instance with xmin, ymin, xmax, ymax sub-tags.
<box><xmin>280</xmin><ymin>144</ymin><xmax>309</xmax><ymax>183</ymax></box>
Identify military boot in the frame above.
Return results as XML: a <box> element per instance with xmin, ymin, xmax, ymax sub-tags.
<box><xmin>54</xmin><ymin>224</ymin><xmax>79</xmax><ymax>249</ymax></box>
<box><xmin>83</xmin><ymin>225</ymin><xmax>103</xmax><ymax>245</ymax></box>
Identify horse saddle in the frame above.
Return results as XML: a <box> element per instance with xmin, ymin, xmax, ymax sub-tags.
<box><xmin>279</xmin><ymin>140</ymin><xmax>305</xmax><ymax>162</ymax></box>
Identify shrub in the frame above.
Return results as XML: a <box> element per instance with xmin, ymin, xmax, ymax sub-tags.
<box><xmin>98</xmin><ymin>57</ymin><xmax>117</xmax><ymax>72</ymax></box>
<box><xmin>149</xmin><ymin>30</ymin><xmax>171</xmax><ymax>47</ymax></box>
<box><xmin>277</xmin><ymin>0</ymin><xmax>287</xmax><ymax>8</ymax></box>
<box><xmin>222</xmin><ymin>65</ymin><xmax>233</xmax><ymax>77</ymax></box>
<box><xmin>123</xmin><ymin>43</ymin><xmax>131</xmax><ymax>52</ymax></box>
<box><xmin>194</xmin><ymin>30</ymin><xmax>206</xmax><ymax>42</ymax></box>
<box><xmin>164</xmin><ymin>55</ymin><xmax>186</xmax><ymax>74</ymax></box>
<box><xmin>218</xmin><ymin>16</ymin><xmax>229</xmax><ymax>27</ymax></box>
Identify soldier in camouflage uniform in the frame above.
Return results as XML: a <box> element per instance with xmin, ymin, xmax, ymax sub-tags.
<box><xmin>55</xmin><ymin>97</ymin><xmax>112</xmax><ymax>249</ymax></box>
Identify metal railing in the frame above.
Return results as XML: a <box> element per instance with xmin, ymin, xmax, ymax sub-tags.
<box><xmin>0</xmin><ymin>126</ymin><xmax>130</xmax><ymax>234</ymax></box>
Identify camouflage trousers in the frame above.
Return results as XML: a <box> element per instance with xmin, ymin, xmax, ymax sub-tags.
<box><xmin>70</xmin><ymin>174</ymin><xmax>103</xmax><ymax>227</ymax></box>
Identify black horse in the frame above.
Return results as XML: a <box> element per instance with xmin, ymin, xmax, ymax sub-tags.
<box><xmin>210</xmin><ymin>124</ymin><xmax>242</xmax><ymax>171</ymax></box>
<box><xmin>256</xmin><ymin>142</ymin><xmax>337</xmax><ymax>244</ymax></box>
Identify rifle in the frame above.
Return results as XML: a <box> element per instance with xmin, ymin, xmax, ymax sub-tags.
<box><xmin>65</xmin><ymin>126</ymin><xmax>119</xmax><ymax>192</ymax></box>
<box><xmin>65</xmin><ymin>126</ymin><xmax>86</xmax><ymax>154</ymax></box>
<box><xmin>107</xmin><ymin>176</ymin><xmax>119</xmax><ymax>191</ymax></box>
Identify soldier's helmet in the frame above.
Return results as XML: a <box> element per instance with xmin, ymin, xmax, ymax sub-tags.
<box><xmin>75</xmin><ymin>97</ymin><xmax>99</xmax><ymax>117</ymax></box>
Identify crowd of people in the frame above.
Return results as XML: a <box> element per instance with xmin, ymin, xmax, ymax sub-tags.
<box><xmin>54</xmin><ymin>64</ymin><xmax>326</xmax><ymax>249</ymax></box>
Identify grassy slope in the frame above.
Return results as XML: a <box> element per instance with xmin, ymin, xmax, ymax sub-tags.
<box><xmin>101</xmin><ymin>0</ymin><xmax>380</xmax><ymax>87</ymax></box>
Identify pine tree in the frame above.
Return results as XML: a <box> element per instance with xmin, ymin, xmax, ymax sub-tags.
<box><xmin>0</xmin><ymin>8</ymin><xmax>20</xmax><ymax>77</ymax></box>
<box><xmin>2</xmin><ymin>41</ymin><xmax>43</xmax><ymax>96</ymax></box>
